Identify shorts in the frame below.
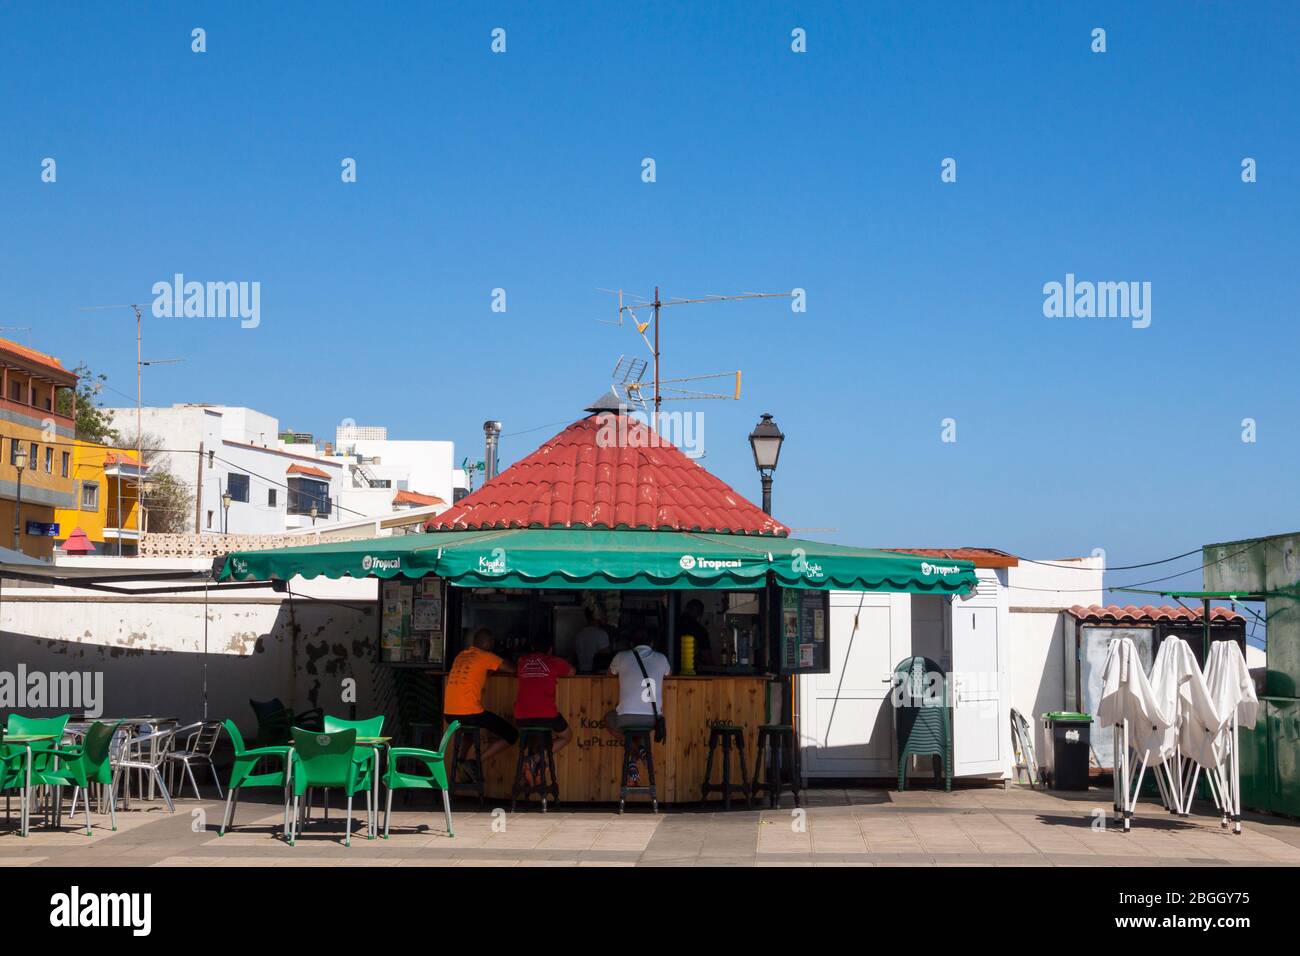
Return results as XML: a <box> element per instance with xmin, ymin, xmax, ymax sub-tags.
<box><xmin>444</xmin><ymin>710</ymin><xmax>519</xmax><ymax>746</ymax></box>
<box><xmin>515</xmin><ymin>714</ymin><xmax>569</xmax><ymax>733</ymax></box>
<box><xmin>604</xmin><ymin>709</ymin><xmax>657</xmax><ymax>732</ymax></box>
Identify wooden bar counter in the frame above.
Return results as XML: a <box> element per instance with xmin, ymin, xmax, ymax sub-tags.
<box><xmin>460</xmin><ymin>673</ymin><xmax>772</xmax><ymax>805</ymax></box>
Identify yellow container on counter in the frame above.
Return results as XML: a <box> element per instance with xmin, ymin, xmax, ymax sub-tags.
<box><xmin>680</xmin><ymin>635</ymin><xmax>696</xmax><ymax>676</ymax></box>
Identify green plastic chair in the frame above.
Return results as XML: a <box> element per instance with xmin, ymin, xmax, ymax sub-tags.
<box><xmin>219</xmin><ymin>719</ymin><xmax>293</xmax><ymax>839</ymax></box>
<box><xmin>0</xmin><ymin>729</ymin><xmax>32</xmax><ymax>835</ymax></box>
<box><xmin>382</xmin><ymin>720</ymin><xmax>457</xmax><ymax>839</ymax></box>
<box><xmin>250</xmin><ymin>698</ymin><xmax>323</xmax><ymax>747</ymax></box>
<box><xmin>287</xmin><ymin>727</ymin><xmax>375</xmax><ymax>847</ymax></box>
<box><xmin>31</xmin><ymin>721</ymin><xmax>123</xmax><ymax>835</ymax></box>
<box><xmin>7</xmin><ymin>714</ymin><xmax>72</xmax><ymax>777</ymax></box>
<box><xmin>894</xmin><ymin>656</ymin><xmax>952</xmax><ymax>792</ymax></box>
<box><xmin>323</xmin><ymin>715</ymin><xmax>384</xmax><ymax>737</ymax></box>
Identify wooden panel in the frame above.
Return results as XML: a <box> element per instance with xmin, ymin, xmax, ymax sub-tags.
<box><xmin>451</xmin><ymin>674</ymin><xmax>769</xmax><ymax>804</ymax></box>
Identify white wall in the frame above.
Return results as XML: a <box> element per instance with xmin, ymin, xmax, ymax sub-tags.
<box><xmin>2</xmin><ymin>559</ymin><xmax>378</xmax><ymax>733</ymax></box>
<box><xmin>335</xmin><ymin>439</ymin><xmax>456</xmax><ymax>505</ymax></box>
<box><xmin>1005</xmin><ymin>556</ymin><xmax>1103</xmax><ymax>754</ymax></box>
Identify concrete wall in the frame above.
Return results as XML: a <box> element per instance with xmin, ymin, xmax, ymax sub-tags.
<box><xmin>1005</xmin><ymin>556</ymin><xmax>1103</xmax><ymax>752</ymax></box>
<box><xmin>0</xmin><ymin>560</ymin><xmax>382</xmax><ymax>739</ymax></box>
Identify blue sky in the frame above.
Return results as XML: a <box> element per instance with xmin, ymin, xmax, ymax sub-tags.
<box><xmin>1</xmin><ymin>1</ymin><xmax>1296</xmax><ymax>606</ymax></box>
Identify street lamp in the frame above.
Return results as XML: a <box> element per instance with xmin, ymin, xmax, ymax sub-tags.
<box><xmin>309</xmin><ymin>504</ymin><xmax>318</xmax><ymax>526</ymax></box>
<box><xmin>747</xmin><ymin>412</ymin><xmax>784</xmax><ymax>516</ymax></box>
<box><xmin>11</xmin><ymin>445</ymin><xmax>27</xmax><ymax>551</ymax></box>
<box><xmin>221</xmin><ymin>488</ymin><xmax>232</xmax><ymax>534</ymax></box>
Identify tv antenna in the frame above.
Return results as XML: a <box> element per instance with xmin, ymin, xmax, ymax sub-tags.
<box><xmin>599</xmin><ymin>286</ymin><xmax>789</xmax><ymax>417</ymax></box>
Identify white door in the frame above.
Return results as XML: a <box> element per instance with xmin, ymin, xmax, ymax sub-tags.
<box><xmin>799</xmin><ymin>593</ymin><xmax>908</xmax><ymax>777</ymax></box>
<box><xmin>950</xmin><ymin>602</ymin><xmax>1004</xmax><ymax>775</ymax></box>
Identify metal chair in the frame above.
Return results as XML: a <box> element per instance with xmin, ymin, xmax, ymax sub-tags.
<box><xmin>166</xmin><ymin>721</ymin><xmax>226</xmax><ymax>800</ymax></box>
<box><xmin>112</xmin><ymin>725</ymin><xmax>178</xmax><ymax>813</ymax></box>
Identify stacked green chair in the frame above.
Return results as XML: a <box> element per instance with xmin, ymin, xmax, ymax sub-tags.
<box><xmin>286</xmin><ymin>727</ymin><xmax>375</xmax><ymax>847</ymax></box>
<box><xmin>32</xmin><ymin>721</ymin><xmax>123</xmax><ymax>834</ymax></box>
<box><xmin>5</xmin><ymin>714</ymin><xmax>71</xmax><ymax>835</ymax></box>
<box><xmin>0</xmin><ymin>729</ymin><xmax>32</xmax><ymax>834</ymax></box>
<box><xmin>382</xmin><ymin>720</ymin><xmax>457</xmax><ymax>839</ymax></box>
<box><xmin>250</xmin><ymin>698</ymin><xmax>323</xmax><ymax>747</ymax></box>
<box><xmin>219</xmin><ymin>719</ymin><xmax>294</xmax><ymax>839</ymax></box>
<box><xmin>894</xmin><ymin>656</ymin><xmax>952</xmax><ymax>792</ymax></box>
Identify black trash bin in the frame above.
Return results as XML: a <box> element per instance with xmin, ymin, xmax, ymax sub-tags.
<box><xmin>1041</xmin><ymin>712</ymin><xmax>1091</xmax><ymax>791</ymax></box>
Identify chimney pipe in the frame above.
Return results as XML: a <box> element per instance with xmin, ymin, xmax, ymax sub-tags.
<box><xmin>483</xmin><ymin>420</ymin><xmax>503</xmax><ymax>480</ymax></box>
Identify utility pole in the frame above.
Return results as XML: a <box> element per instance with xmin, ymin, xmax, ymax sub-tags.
<box><xmin>653</xmin><ymin>286</ymin><xmax>661</xmax><ymax>420</ymax></box>
<box><xmin>194</xmin><ymin>441</ymin><xmax>205</xmax><ymax>533</ymax></box>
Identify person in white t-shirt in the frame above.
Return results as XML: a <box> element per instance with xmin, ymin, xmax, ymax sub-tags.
<box><xmin>604</xmin><ymin>632</ymin><xmax>671</xmax><ymax>735</ymax></box>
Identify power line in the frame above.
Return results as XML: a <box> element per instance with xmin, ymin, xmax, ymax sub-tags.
<box><xmin>1005</xmin><ymin>545</ymin><xmax>1256</xmax><ymax>594</ymax></box>
<box><xmin>1017</xmin><ymin>548</ymin><xmax>1203</xmax><ymax>572</ymax></box>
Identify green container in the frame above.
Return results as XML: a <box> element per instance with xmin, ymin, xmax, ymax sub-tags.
<box><xmin>1043</xmin><ymin>711</ymin><xmax>1092</xmax><ymax>722</ymax></box>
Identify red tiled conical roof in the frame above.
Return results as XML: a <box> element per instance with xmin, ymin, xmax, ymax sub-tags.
<box><xmin>426</xmin><ymin>414</ymin><xmax>788</xmax><ymax>536</ymax></box>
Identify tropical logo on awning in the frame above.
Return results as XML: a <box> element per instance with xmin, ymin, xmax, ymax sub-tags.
<box><xmin>679</xmin><ymin>554</ymin><xmax>743</xmax><ymax>572</ymax></box>
<box><xmin>361</xmin><ymin>555</ymin><xmax>401</xmax><ymax>572</ymax></box>
<box><xmin>920</xmin><ymin>561</ymin><xmax>962</xmax><ymax>577</ymax></box>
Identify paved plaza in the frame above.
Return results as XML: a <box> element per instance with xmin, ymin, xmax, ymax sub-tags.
<box><xmin>3</xmin><ymin>784</ymin><xmax>1299</xmax><ymax>867</ymax></box>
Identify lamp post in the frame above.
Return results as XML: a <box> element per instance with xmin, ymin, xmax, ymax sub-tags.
<box><xmin>747</xmin><ymin>412</ymin><xmax>784</xmax><ymax>516</ymax></box>
<box><xmin>11</xmin><ymin>445</ymin><xmax>27</xmax><ymax>551</ymax></box>
<box><xmin>221</xmin><ymin>488</ymin><xmax>232</xmax><ymax>534</ymax></box>
<box><xmin>309</xmin><ymin>504</ymin><xmax>318</xmax><ymax>526</ymax></box>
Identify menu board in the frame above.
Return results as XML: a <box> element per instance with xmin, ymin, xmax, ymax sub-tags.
<box><xmin>778</xmin><ymin>588</ymin><xmax>829</xmax><ymax>675</ymax></box>
<box><xmin>378</xmin><ymin>577</ymin><xmax>446</xmax><ymax>665</ymax></box>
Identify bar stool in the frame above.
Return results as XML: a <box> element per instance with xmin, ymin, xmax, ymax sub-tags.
<box><xmin>446</xmin><ymin>724</ymin><xmax>485</xmax><ymax>806</ymax></box>
<box><xmin>751</xmin><ymin>723</ymin><xmax>801</xmax><ymax>808</ymax></box>
<box><xmin>619</xmin><ymin>726</ymin><xmax>658</xmax><ymax>813</ymax></box>
<box><xmin>512</xmin><ymin>725</ymin><xmax>559</xmax><ymax>812</ymax></box>
<box><xmin>700</xmin><ymin>724</ymin><xmax>752</xmax><ymax>809</ymax></box>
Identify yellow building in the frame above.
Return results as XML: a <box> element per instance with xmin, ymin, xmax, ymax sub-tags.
<box><xmin>0</xmin><ymin>339</ymin><xmax>79</xmax><ymax>559</ymax></box>
<box><xmin>53</xmin><ymin>440</ymin><xmax>145</xmax><ymax>556</ymax></box>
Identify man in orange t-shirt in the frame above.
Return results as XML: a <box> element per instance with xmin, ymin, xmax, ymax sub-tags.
<box><xmin>444</xmin><ymin>628</ymin><xmax>517</xmax><ymax>761</ymax></box>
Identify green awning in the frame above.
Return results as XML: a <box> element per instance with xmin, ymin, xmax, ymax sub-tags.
<box><xmin>214</xmin><ymin>528</ymin><xmax>976</xmax><ymax>594</ymax></box>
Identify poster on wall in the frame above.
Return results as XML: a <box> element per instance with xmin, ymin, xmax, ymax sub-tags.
<box><xmin>778</xmin><ymin>588</ymin><xmax>830</xmax><ymax>674</ymax></box>
<box><xmin>378</xmin><ymin>578</ymin><xmax>446</xmax><ymax>664</ymax></box>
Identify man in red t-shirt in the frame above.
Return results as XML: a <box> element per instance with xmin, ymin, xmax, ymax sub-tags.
<box><xmin>514</xmin><ymin>632</ymin><xmax>575</xmax><ymax>756</ymax></box>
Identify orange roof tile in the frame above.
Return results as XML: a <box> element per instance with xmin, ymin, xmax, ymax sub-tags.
<box><xmin>287</xmin><ymin>463</ymin><xmax>331</xmax><ymax>480</ymax></box>
<box><xmin>887</xmin><ymin>547</ymin><xmax>1019</xmax><ymax>568</ymax></box>
<box><xmin>1066</xmin><ymin>604</ymin><xmax>1244</xmax><ymax>625</ymax></box>
<box><xmin>103</xmin><ymin>451</ymin><xmax>141</xmax><ymax>466</ymax></box>
<box><xmin>393</xmin><ymin>490</ymin><xmax>444</xmax><ymax>507</ymax></box>
<box><xmin>425</xmin><ymin>413</ymin><xmax>788</xmax><ymax>536</ymax></box>
<box><xmin>0</xmin><ymin>338</ymin><xmax>76</xmax><ymax>381</ymax></box>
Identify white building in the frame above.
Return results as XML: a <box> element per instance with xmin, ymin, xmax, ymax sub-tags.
<box><xmin>104</xmin><ymin>404</ymin><xmax>345</xmax><ymax>534</ymax></box>
<box><xmin>797</xmin><ymin>549</ymin><xmax>1102</xmax><ymax>784</ymax></box>
<box><xmin>325</xmin><ymin>431</ymin><xmax>456</xmax><ymax>521</ymax></box>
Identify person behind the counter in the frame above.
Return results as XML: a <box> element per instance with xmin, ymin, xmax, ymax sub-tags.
<box><xmin>444</xmin><ymin>628</ymin><xmax>518</xmax><ymax>762</ymax></box>
<box><xmin>676</xmin><ymin>598</ymin><xmax>713</xmax><ymax>666</ymax></box>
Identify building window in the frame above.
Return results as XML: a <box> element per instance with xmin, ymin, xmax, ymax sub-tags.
<box><xmin>81</xmin><ymin>481</ymin><xmax>99</xmax><ymax>511</ymax></box>
<box><xmin>226</xmin><ymin>473</ymin><xmax>250</xmax><ymax>503</ymax></box>
<box><xmin>43</xmin><ymin>447</ymin><xmax>52</xmax><ymax>473</ymax></box>
<box><xmin>29</xmin><ymin>442</ymin><xmax>37</xmax><ymax>466</ymax></box>
<box><xmin>9</xmin><ymin>439</ymin><xmax>18</xmax><ymax>466</ymax></box>
<box><xmin>206</xmin><ymin>510</ymin><xmax>213</xmax><ymax>530</ymax></box>
<box><xmin>287</xmin><ymin>477</ymin><xmax>331</xmax><ymax>517</ymax></box>
<box><xmin>268</xmin><ymin>488</ymin><xmax>277</xmax><ymax>507</ymax></box>
<box><xmin>61</xmin><ymin>451</ymin><xmax>69</xmax><ymax>477</ymax></box>
<box><xmin>9</xmin><ymin>381</ymin><xmax>21</xmax><ymax>402</ymax></box>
